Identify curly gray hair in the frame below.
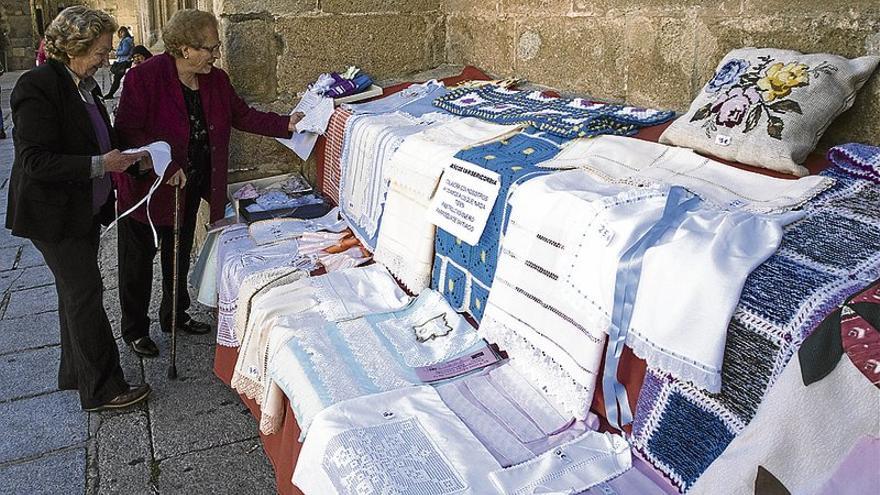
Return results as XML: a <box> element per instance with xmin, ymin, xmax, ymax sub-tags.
<box><xmin>162</xmin><ymin>9</ymin><xmax>218</xmax><ymax>59</ymax></box>
<box><xmin>44</xmin><ymin>6</ymin><xmax>117</xmax><ymax>63</ymax></box>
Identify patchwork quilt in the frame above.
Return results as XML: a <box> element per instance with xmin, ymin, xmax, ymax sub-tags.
<box><xmin>632</xmin><ymin>164</ymin><xmax>880</xmax><ymax>492</ymax></box>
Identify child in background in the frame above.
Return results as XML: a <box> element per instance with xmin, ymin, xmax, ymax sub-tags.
<box><xmin>130</xmin><ymin>45</ymin><xmax>152</xmax><ymax>67</ymax></box>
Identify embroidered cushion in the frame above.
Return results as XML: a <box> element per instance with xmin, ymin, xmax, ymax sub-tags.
<box><xmin>659</xmin><ymin>48</ymin><xmax>879</xmax><ymax>177</ymax></box>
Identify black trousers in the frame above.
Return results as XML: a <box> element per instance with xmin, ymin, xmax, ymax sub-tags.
<box><xmin>32</xmin><ymin>222</ymin><xmax>129</xmax><ymax>409</ymax></box>
<box><xmin>118</xmin><ymin>190</ymin><xmax>201</xmax><ymax>343</ymax></box>
<box><xmin>106</xmin><ymin>61</ymin><xmax>131</xmax><ymax>98</ymax></box>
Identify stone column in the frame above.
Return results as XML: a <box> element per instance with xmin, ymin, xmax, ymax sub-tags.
<box><xmin>1</xmin><ymin>0</ymin><xmax>36</xmax><ymax>70</ymax></box>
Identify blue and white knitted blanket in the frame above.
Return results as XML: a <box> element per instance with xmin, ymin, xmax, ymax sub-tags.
<box><xmin>827</xmin><ymin>142</ymin><xmax>880</xmax><ymax>183</ymax></box>
<box><xmin>430</xmin><ymin>127</ymin><xmax>566</xmax><ymax>321</ymax></box>
<box><xmin>434</xmin><ymin>86</ymin><xmax>675</xmax><ymax>139</ymax></box>
<box><xmin>631</xmin><ymin>153</ymin><xmax>880</xmax><ymax>492</ymax></box>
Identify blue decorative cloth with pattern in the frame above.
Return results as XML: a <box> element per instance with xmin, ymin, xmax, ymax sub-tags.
<box><xmin>434</xmin><ymin>85</ymin><xmax>675</xmax><ymax>139</ymax></box>
<box><xmin>631</xmin><ymin>163</ymin><xmax>880</xmax><ymax>493</ymax></box>
<box><xmin>345</xmin><ymin>80</ymin><xmax>449</xmax><ymax>118</ymax></box>
<box><xmin>431</xmin><ymin>127</ymin><xmax>567</xmax><ymax>321</ymax></box>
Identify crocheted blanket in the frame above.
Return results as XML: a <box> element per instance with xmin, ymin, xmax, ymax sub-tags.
<box><xmin>688</xmin><ymin>279</ymin><xmax>880</xmax><ymax>494</ymax></box>
<box><xmin>434</xmin><ymin>86</ymin><xmax>675</xmax><ymax>139</ymax></box>
<box><xmin>827</xmin><ymin>142</ymin><xmax>880</xmax><ymax>183</ymax></box>
<box><xmin>631</xmin><ymin>166</ymin><xmax>880</xmax><ymax>492</ymax></box>
<box><xmin>431</xmin><ymin>127</ymin><xmax>567</xmax><ymax>321</ymax></box>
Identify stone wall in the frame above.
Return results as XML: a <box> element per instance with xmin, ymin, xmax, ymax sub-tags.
<box><xmin>214</xmin><ymin>0</ymin><xmax>879</xmax><ymax>176</ymax></box>
<box><xmin>2</xmin><ymin>0</ymin><xmax>105</xmax><ymax>71</ymax></box>
<box><xmin>215</xmin><ymin>0</ymin><xmax>445</xmax><ymax>182</ymax></box>
<box><xmin>1</xmin><ymin>0</ymin><xmax>35</xmax><ymax>70</ymax></box>
<box><xmin>443</xmin><ymin>0</ymin><xmax>880</xmax><ymax>148</ymax></box>
<box><xmin>93</xmin><ymin>0</ymin><xmax>142</xmax><ymax>47</ymax></box>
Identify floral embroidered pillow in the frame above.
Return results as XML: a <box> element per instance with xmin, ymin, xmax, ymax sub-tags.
<box><xmin>660</xmin><ymin>48</ymin><xmax>879</xmax><ymax>176</ymax></box>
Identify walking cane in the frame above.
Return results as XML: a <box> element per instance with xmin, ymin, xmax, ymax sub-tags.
<box><xmin>167</xmin><ymin>186</ymin><xmax>181</xmax><ymax>380</ymax></box>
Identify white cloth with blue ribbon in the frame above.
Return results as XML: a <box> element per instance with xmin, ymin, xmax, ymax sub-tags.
<box><xmin>482</xmin><ymin>170</ymin><xmax>792</xmax><ymax>429</ymax></box>
<box><xmin>478</xmin><ymin>172</ymin><xmax>670</xmax><ymax>420</ymax></box>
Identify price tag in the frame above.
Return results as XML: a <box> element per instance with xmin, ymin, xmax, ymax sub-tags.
<box><xmin>414</xmin><ymin>346</ymin><xmax>500</xmax><ymax>382</ymax></box>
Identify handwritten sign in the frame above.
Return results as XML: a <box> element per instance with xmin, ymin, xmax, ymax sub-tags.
<box><xmin>427</xmin><ymin>159</ymin><xmax>502</xmax><ymax>245</ymax></box>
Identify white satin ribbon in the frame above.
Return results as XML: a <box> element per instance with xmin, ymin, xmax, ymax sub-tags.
<box><xmin>103</xmin><ymin>141</ymin><xmax>173</xmax><ymax>247</ymax></box>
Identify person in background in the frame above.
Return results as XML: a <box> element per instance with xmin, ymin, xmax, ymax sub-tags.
<box><xmin>130</xmin><ymin>44</ymin><xmax>152</xmax><ymax>67</ymax></box>
<box><xmin>105</xmin><ymin>26</ymin><xmax>133</xmax><ymax>98</ymax></box>
<box><xmin>6</xmin><ymin>6</ymin><xmax>152</xmax><ymax>412</ymax></box>
<box><xmin>36</xmin><ymin>37</ymin><xmax>47</xmax><ymax>66</ymax></box>
<box><xmin>114</xmin><ymin>9</ymin><xmax>302</xmax><ymax>357</ymax></box>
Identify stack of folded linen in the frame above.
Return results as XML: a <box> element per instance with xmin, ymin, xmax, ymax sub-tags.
<box><xmin>373</xmin><ymin>117</ymin><xmax>517</xmax><ymax>292</ymax></box>
<box><xmin>231</xmin><ymin>264</ymin><xmax>411</xmax><ymax>415</ymax></box>
<box><xmin>263</xmin><ymin>286</ymin><xmax>484</xmax><ymax>436</ymax></box>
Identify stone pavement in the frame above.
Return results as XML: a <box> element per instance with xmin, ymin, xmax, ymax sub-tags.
<box><xmin>0</xmin><ymin>69</ymin><xmax>277</xmax><ymax>494</ymax></box>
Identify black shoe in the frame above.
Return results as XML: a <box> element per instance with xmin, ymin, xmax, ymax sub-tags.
<box><xmin>83</xmin><ymin>384</ymin><xmax>151</xmax><ymax>412</ymax></box>
<box><xmin>129</xmin><ymin>336</ymin><xmax>160</xmax><ymax>357</ymax></box>
<box><xmin>0</xmin><ymin>129</ymin><xmax>6</xmax><ymax>139</ymax></box>
<box><xmin>162</xmin><ymin>316</ymin><xmax>212</xmax><ymax>335</ymax></box>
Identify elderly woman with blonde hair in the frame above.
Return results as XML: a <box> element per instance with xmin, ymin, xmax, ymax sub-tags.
<box><xmin>6</xmin><ymin>5</ymin><xmax>152</xmax><ymax>411</ymax></box>
<box><xmin>114</xmin><ymin>9</ymin><xmax>303</xmax><ymax>357</ymax></box>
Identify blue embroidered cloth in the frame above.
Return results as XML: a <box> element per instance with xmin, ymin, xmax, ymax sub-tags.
<box><xmin>631</xmin><ymin>164</ymin><xmax>880</xmax><ymax>492</ymax></box>
<box><xmin>431</xmin><ymin>127</ymin><xmax>567</xmax><ymax>321</ymax></box>
<box><xmin>434</xmin><ymin>86</ymin><xmax>675</xmax><ymax>139</ymax></box>
<box><xmin>345</xmin><ymin>80</ymin><xmax>449</xmax><ymax>118</ymax></box>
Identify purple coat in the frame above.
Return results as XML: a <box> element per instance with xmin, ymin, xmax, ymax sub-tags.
<box><xmin>114</xmin><ymin>53</ymin><xmax>290</xmax><ymax>225</ymax></box>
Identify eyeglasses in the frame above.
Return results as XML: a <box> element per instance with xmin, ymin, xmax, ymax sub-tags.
<box><xmin>195</xmin><ymin>42</ymin><xmax>222</xmax><ymax>55</ymax></box>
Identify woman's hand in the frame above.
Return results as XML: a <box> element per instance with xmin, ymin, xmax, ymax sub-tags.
<box><xmin>166</xmin><ymin>168</ymin><xmax>187</xmax><ymax>188</ymax></box>
<box><xmin>288</xmin><ymin>112</ymin><xmax>305</xmax><ymax>133</ymax></box>
<box><xmin>102</xmin><ymin>150</ymin><xmax>147</xmax><ymax>173</ymax></box>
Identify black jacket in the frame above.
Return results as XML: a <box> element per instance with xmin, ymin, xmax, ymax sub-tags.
<box><xmin>5</xmin><ymin>59</ymin><xmax>118</xmax><ymax>242</ymax></box>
